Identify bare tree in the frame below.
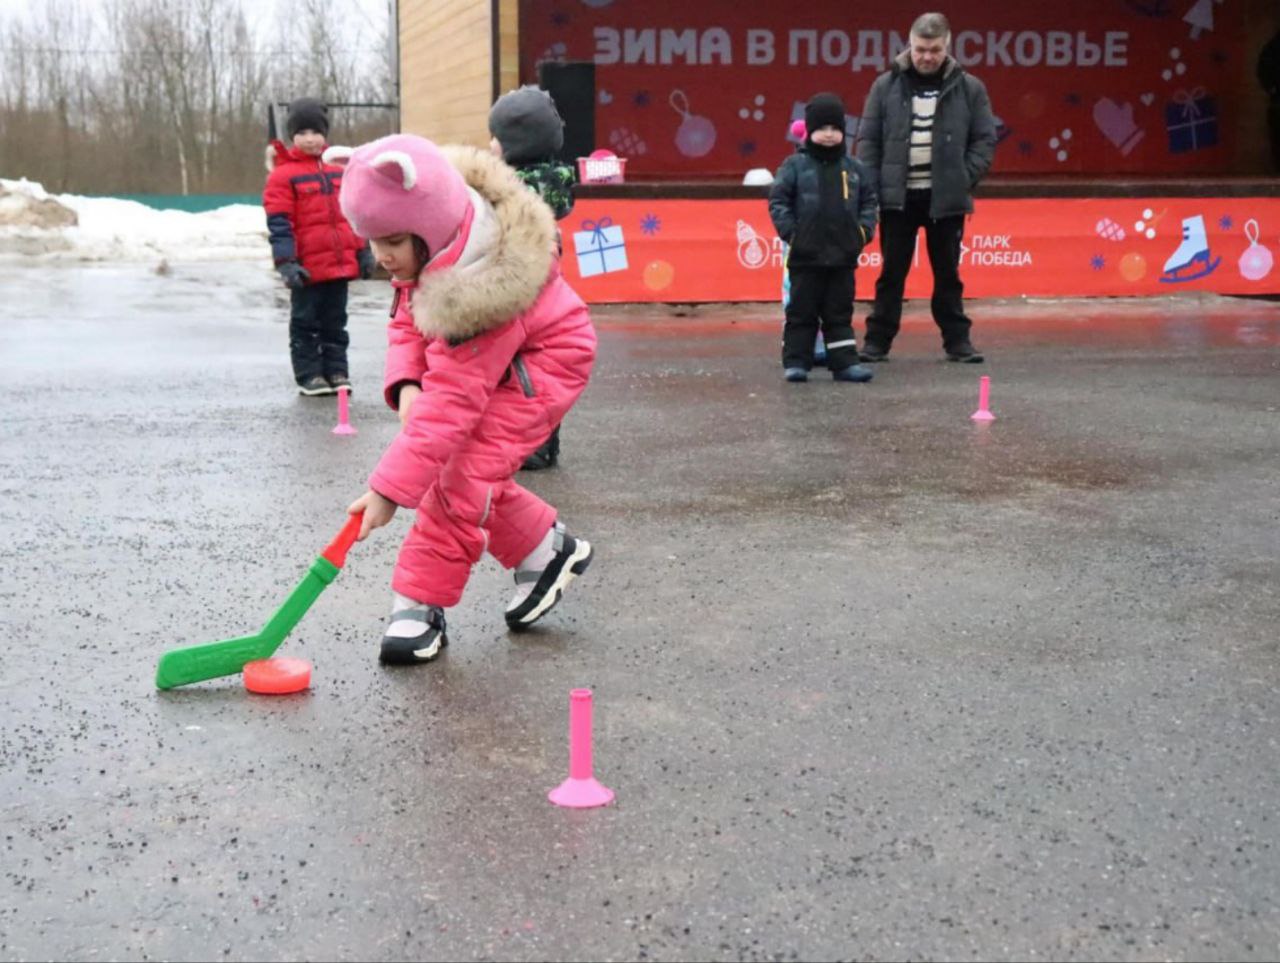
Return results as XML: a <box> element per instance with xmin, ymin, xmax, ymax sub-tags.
<box><xmin>0</xmin><ymin>0</ymin><xmax>98</xmax><ymax>192</ymax></box>
<box><xmin>0</xmin><ymin>0</ymin><xmax>393</xmax><ymax>195</ymax></box>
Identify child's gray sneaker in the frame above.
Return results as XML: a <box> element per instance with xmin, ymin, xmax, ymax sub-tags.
<box><xmin>298</xmin><ymin>375</ymin><xmax>335</xmax><ymax>396</ymax></box>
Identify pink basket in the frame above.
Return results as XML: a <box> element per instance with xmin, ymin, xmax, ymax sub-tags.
<box><xmin>577</xmin><ymin>154</ymin><xmax>627</xmax><ymax>184</ymax></box>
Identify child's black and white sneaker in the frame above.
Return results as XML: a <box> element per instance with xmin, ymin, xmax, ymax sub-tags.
<box><xmin>505</xmin><ymin>523</ymin><xmax>593</xmax><ymax>631</ymax></box>
<box><xmin>380</xmin><ymin>597</ymin><xmax>448</xmax><ymax>664</ymax></box>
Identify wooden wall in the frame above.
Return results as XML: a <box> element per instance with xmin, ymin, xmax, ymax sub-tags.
<box><xmin>397</xmin><ymin>0</ymin><xmax>520</xmax><ymax>147</ymax></box>
<box><xmin>496</xmin><ymin>0</ymin><xmax>520</xmax><ymax>99</ymax></box>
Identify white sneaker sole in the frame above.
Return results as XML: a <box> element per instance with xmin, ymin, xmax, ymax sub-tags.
<box><xmin>379</xmin><ymin>631</ymin><xmax>448</xmax><ymax>664</ymax></box>
<box><xmin>413</xmin><ymin>637</ymin><xmax>443</xmax><ymax>660</ymax></box>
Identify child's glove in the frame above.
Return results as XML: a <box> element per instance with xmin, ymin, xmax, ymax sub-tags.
<box><xmin>357</xmin><ymin>248</ymin><xmax>376</xmax><ymax>280</ymax></box>
<box><xmin>277</xmin><ymin>261</ymin><xmax>310</xmax><ymax>289</ymax></box>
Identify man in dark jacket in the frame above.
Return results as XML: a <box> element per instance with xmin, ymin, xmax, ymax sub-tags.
<box><xmin>769</xmin><ymin>93</ymin><xmax>879</xmax><ymax>383</ymax></box>
<box><xmin>857</xmin><ymin>13</ymin><xmax>996</xmax><ymax>363</ymax></box>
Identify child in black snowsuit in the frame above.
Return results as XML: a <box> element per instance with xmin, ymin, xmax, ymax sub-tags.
<box><xmin>489</xmin><ymin>85</ymin><xmax>578</xmax><ymax>470</ymax></box>
<box><xmin>768</xmin><ymin>93</ymin><xmax>878</xmax><ymax>383</ymax></box>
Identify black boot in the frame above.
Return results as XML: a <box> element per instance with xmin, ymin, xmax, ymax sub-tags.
<box><xmin>521</xmin><ymin>425</ymin><xmax>561</xmax><ymax>471</ymax></box>
<box><xmin>505</xmin><ymin>524</ymin><xmax>593</xmax><ymax>631</ymax></box>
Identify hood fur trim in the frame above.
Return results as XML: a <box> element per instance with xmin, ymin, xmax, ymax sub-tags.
<box><xmin>411</xmin><ymin>145</ymin><xmax>556</xmax><ymax>341</ymax></box>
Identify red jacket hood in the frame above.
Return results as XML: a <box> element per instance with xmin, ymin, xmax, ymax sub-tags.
<box><xmin>265</xmin><ymin>139</ymin><xmax>329</xmax><ymax>170</ymax></box>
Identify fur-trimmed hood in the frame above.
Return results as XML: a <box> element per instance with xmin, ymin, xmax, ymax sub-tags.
<box><xmin>410</xmin><ymin>145</ymin><xmax>557</xmax><ymax>343</ymax></box>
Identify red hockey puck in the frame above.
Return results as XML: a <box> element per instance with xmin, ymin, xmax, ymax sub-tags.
<box><xmin>243</xmin><ymin>657</ymin><xmax>312</xmax><ymax>695</ymax></box>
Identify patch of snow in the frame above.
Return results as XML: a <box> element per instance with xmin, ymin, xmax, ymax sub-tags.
<box><xmin>0</xmin><ymin>178</ymin><xmax>269</xmax><ymax>264</ymax></box>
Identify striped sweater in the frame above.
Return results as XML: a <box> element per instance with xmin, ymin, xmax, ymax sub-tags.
<box><xmin>908</xmin><ymin>78</ymin><xmax>942</xmax><ymax>190</ymax></box>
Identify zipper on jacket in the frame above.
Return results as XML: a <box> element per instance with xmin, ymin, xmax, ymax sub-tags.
<box><xmin>322</xmin><ymin>157</ymin><xmax>345</xmax><ymax>269</ymax></box>
<box><xmin>511</xmin><ymin>355</ymin><xmax>536</xmax><ymax>398</ymax></box>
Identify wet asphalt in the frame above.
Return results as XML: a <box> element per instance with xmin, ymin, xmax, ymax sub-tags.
<box><xmin>2</xmin><ymin>263</ymin><xmax>1279</xmax><ymax>962</ymax></box>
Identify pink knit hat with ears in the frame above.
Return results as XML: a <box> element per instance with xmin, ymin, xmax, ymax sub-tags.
<box><xmin>326</xmin><ymin>134</ymin><xmax>470</xmax><ymax>261</ymax></box>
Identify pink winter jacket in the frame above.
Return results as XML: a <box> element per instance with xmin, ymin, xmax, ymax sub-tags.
<box><xmin>369</xmin><ymin>147</ymin><xmax>596</xmax><ymax>509</ymax></box>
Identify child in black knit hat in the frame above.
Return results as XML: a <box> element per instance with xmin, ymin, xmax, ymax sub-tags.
<box><xmin>488</xmin><ymin>85</ymin><xmax>578</xmax><ymax>470</ymax></box>
<box><xmin>263</xmin><ymin>96</ymin><xmax>374</xmax><ymax>396</ymax></box>
<box><xmin>768</xmin><ymin>93</ymin><xmax>879</xmax><ymax>384</ymax></box>
<box><xmin>489</xmin><ymin>85</ymin><xmax>577</xmax><ymax>220</ymax></box>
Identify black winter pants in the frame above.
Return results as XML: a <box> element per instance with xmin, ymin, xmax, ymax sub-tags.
<box><xmin>289</xmin><ymin>279</ymin><xmax>350</xmax><ymax>382</ymax></box>
<box><xmin>865</xmin><ymin>191</ymin><xmax>973</xmax><ymax>352</ymax></box>
<box><xmin>782</xmin><ymin>266</ymin><xmax>860</xmax><ymax>371</ymax></box>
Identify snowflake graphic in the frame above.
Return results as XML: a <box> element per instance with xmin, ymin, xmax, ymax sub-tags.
<box><xmin>1219</xmin><ymin>215</ymin><xmax>1233</xmax><ymax>231</ymax></box>
<box><xmin>640</xmin><ymin>213</ymin><xmax>661</xmax><ymax>235</ymax></box>
<box><xmin>1091</xmin><ymin>254</ymin><xmax>1106</xmax><ymax>271</ymax></box>
<box><xmin>739</xmin><ymin>140</ymin><xmax>757</xmax><ymax>157</ymax></box>
<box><xmin>550</xmin><ymin>10</ymin><xmax>570</xmax><ymax>27</ymax></box>
<box><xmin>1018</xmin><ymin>140</ymin><xmax>1034</xmax><ymax>156</ymax></box>
<box><xmin>633</xmin><ymin>90</ymin><xmax>651</xmax><ymax>108</ymax></box>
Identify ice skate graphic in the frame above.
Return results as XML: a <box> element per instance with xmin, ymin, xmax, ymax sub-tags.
<box><xmin>1160</xmin><ymin>215</ymin><xmax>1221</xmax><ymax>283</ymax></box>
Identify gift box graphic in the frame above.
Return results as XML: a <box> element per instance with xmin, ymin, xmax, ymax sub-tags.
<box><xmin>574</xmin><ymin>217</ymin><xmax>629</xmax><ymax>277</ymax></box>
<box><xmin>1164</xmin><ymin>87</ymin><xmax>1218</xmax><ymax>153</ymax></box>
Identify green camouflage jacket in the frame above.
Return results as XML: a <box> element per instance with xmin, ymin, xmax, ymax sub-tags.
<box><xmin>514</xmin><ymin>161</ymin><xmax>576</xmax><ymax>220</ymax></box>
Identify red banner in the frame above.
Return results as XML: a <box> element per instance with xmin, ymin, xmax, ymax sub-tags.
<box><xmin>560</xmin><ymin>198</ymin><xmax>1280</xmax><ymax>302</ymax></box>
<box><xmin>521</xmin><ymin>0</ymin><xmax>1248</xmax><ymax>177</ymax></box>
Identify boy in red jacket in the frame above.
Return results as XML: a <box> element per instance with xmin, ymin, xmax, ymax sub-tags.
<box><xmin>263</xmin><ymin>97</ymin><xmax>373</xmax><ymax>395</ymax></box>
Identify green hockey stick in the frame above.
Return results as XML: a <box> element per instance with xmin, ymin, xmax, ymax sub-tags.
<box><xmin>154</xmin><ymin>513</ymin><xmax>363</xmax><ymax>690</ymax></box>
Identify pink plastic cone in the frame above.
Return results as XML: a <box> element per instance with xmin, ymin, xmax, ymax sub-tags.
<box><xmin>971</xmin><ymin>375</ymin><xmax>995</xmax><ymax>422</ymax></box>
<box><xmin>332</xmin><ymin>386</ymin><xmax>357</xmax><ymax>435</ymax></box>
<box><xmin>548</xmin><ymin>688</ymin><xmax>614</xmax><ymax>808</ymax></box>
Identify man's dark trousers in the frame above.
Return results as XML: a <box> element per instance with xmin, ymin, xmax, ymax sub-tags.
<box><xmin>865</xmin><ymin>190</ymin><xmax>973</xmax><ymax>352</ymax></box>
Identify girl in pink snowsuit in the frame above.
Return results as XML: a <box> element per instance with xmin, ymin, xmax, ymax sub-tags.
<box><xmin>332</xmin><ymin>134</ymin><xmax>596</xmax><ymax>664</ymax></box>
